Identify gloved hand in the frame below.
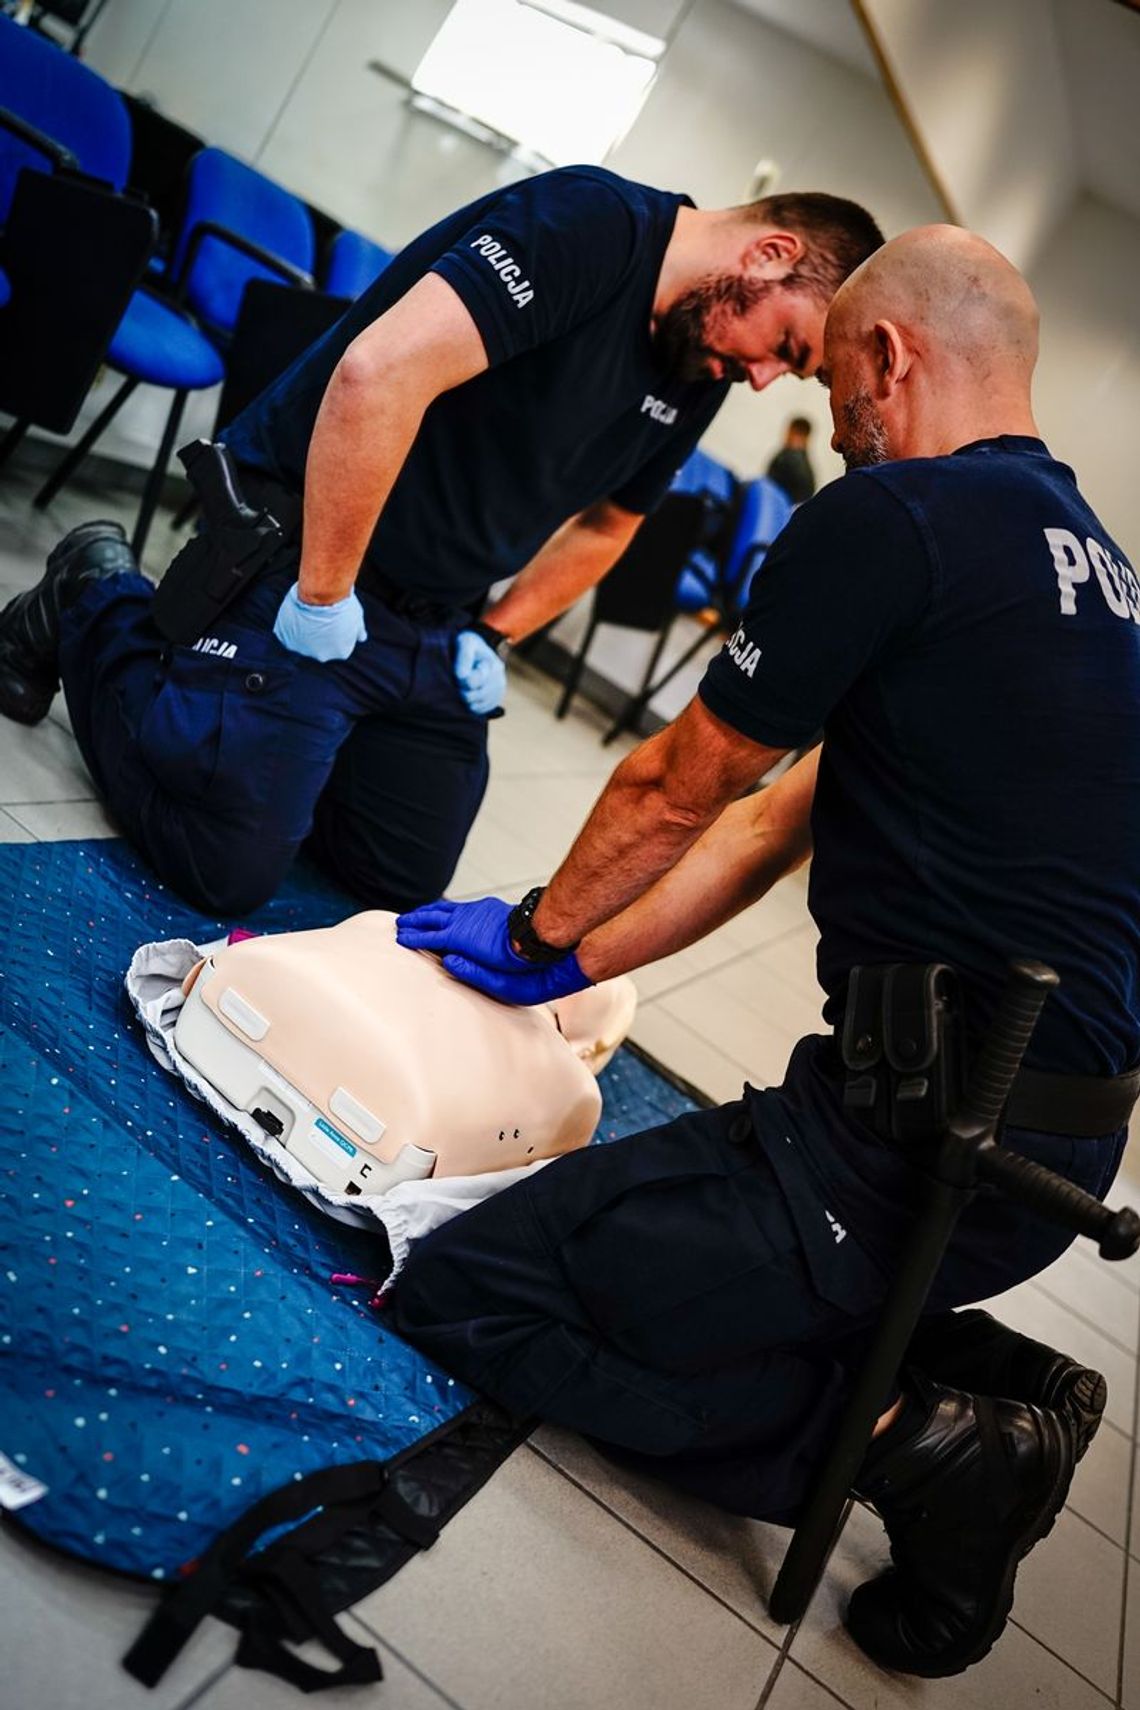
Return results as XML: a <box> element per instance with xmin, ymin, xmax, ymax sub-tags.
<box><xmin>396</xmin><ymin>895</ymin><xmax>593</xmax><ymax>1006</ymax></box>
<box><xmin>273</xmin><ymin>582</ymin><xmax>368</xmax><ymax>662</ymax></box>
<box><xmin>396</xmin><ymin>896</ymin><xmax>521</xmax><ymax>972</ymax></box>
<box><xmin>454</xmin><ymin>629</ymin><xmax>506</xmax><ymax>716</ymax></box>
<box><xmin>440</xmin><ymin>947</ymin><xmax>591</xmax><ymax>1007</ymax></box>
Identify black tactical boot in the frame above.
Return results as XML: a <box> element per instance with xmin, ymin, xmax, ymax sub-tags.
<box><xmin>0</xmin><ymin>520</ymin><xmax>138</xmax><ymax>725</ymax></box>
<box><xmin>908</xmin><ymin>1306</ymin><xmax>1106</xmax><ymax>1461</ymax></box>
<box><xmin>847</xmin><ymin>1372</ymin><xmax>1075</xmax><ymax>1677</ymax></box>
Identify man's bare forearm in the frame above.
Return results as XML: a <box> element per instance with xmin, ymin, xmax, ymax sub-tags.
<box><xmin>482</xmin><ymin>501</ymin><xmax>641</xmax><ymax>641</ymax></box>
<box><xmin>298</xmin><ymin>370</ymin><xmax>426</xmax><ymax>603</ymax></box>
<box><xmin>577</xmin><ymin>748</ymin><xmax>819</xmax><ymax>981</ymax></box>
<box><xmin>534</xmin><ymin>698</ymin><xmax>789</xmax><ymax>948</ymax></box>
<box><xmin>297</xmin><ymin>273</ymin><xmax>489</xmax><ymax>605</ymax></box>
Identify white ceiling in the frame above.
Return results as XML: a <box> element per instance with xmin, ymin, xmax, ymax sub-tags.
<box><xmin>730</xmin><ymin>0</ymin><xmax>879</xmax><ymax>79</ymax></box>
<box><xmin>1054</xmin><ymin>0</ymin><xmax>1140</xmax><ymax>221</ymax></box>
<box><xmin>731</xmin><ymin>0</ymin><xmax>1140</xmax><ymax>226</ymax></box>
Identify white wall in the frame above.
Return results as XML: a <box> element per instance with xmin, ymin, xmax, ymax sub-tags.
<box><xmin>1029</xmin><ymin>194</ymin><xmax>1140</xmax><ymax>553</ymax></box>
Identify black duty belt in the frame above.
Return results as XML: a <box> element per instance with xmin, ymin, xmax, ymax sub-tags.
<box><xmin>357</xmin><ymin>570</ymin><xmax>461</xmax><ymax>627</ymax></box>
<box><xmin>236</xmin><ymin>467</ymin><xmax>463</xmax><ymax>628</ymax></box>
<box><xmin>1003</xmin><ymin>1065</ymin><xmax>1140</xmax><ymax>1137</ymax></box>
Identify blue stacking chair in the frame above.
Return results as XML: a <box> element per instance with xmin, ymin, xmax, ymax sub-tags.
<box><xmin>322</xmin><ymin>228</ymin><xmax>392</xmax><ymax>298</ymax></box>
<box><xmin>0</xmin><ymin>17</ymin><xmax>156</xmax><ymax>465</ymax></box>
<box><xmin>721</xmin><ymin>474</ymin><xmax>795</xmax><ymax>609</ymax></box>
<box><xmin>592</xmin><ymin>463</ymin><xmax>794</xmax><ymax>745</ymax></box>
<box><xmin>34</xmin><ymin>145</ymin><xmax>317</xmax><ymax>557</ymax></box>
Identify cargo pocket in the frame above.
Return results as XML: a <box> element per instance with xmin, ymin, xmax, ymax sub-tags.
<box><xmin>136</xmin><ymin>644</ymin><xmax>233</xmax><ymax>804</ymax></box>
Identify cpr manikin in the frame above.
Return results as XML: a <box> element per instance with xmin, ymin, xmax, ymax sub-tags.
<box><xmin>174</xmin><ymin>912</ymin><xmax>637</xmax><ymax>1197</ymax></box>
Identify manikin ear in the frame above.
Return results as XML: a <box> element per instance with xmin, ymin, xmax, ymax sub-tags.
<box><xmin>741</xmin><ymin>229</ymin><xmax>806</xmax><ymax>282</ymax></box>
<box><xmin>873</xmin><ymin>319</ymin><xmax>911</xmax><ymax>396</ymax></box>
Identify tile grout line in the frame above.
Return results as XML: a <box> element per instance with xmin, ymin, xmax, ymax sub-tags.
<box><xmin>343</xmin><ymin>1615</ymin><xmax>469</xmax><ymax>1710</ymax></box>
<box><xmin>1033</xmin><ymin>1278</ymin><xmax>1140</xmax><ymax>1358</ymax></box>
<box><xmin>524</xmin><ymin>1439</ymin><xmax>783</xmax><ymax>1648</ymax></box>
<box><xmin>632</xmin><ymin>919</ymin><xmax>821</xmax><ymax>1008</ymax></box>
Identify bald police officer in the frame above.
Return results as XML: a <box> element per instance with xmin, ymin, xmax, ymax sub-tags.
<box><xmin>391</xmin><ymin>226</ymin><xmax>1140</xmax><ymax>1676</ymax></box>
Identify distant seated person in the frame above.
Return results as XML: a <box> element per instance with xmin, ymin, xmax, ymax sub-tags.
<box><xmin>766</xmin><ymin>414</ymin><xmax>816</xmax><ymax>504</ymax></box>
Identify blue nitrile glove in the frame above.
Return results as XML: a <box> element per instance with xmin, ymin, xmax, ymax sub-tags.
<box><xmin>396</xmin><ymin>896</ymin><xmax>520</xmax><ymax>971</ymax></box>
<box><xmin>441</xmin><ymin>947</ymin><xmax>591</xmax><ymax>1007</ymax></box>
<box><xmin>396</xmin><ymin>895</ymin><xmax>593</xmax><ymax>1006</ymax></box>
<box><xmin>454</xmin><ymin>629</ymin><xmax>506</xmax><ymax>716</ymax></box>
<box><xmin>273</xmin><ymin>582</ymin><xmax>368</xmax><ymax>662</ymax></box>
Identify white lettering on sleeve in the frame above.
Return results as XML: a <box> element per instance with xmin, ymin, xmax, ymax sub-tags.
<box><xmin>468</xmin><ymin>233</ymin><xmax>535</xmax><ymax>309</ymax></box>
<box><xmin>725</xmin><ymin>623</ymin><xmax>761</xmax><ymax>678</ymax></box>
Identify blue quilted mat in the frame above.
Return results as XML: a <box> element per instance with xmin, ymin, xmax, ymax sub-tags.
<box><xmin>0</xmin><ymin>840</ymin><xmax>699</xmax><ymax>1582</ymax></box>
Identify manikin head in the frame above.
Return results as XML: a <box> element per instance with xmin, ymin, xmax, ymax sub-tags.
<box><xmin>653</xmin><ymin>192</ymin><xmax>884</xmax><ymax>390</ymax></box>
<box><xmin>819</xmin><ymin>224</ymin><xmax>1041</xmax><ymax>471</ymax></box>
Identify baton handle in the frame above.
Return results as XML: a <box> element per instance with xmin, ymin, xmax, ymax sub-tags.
<box><xmin>956</xmin><ymin>959</ymin><xmax>1059</xmax><ymax>1133</ymax></box>
<box><xmin>977</xmin><ymin>1144</ymin><xmax>1140</xmax><ymax>1259</ymax></box>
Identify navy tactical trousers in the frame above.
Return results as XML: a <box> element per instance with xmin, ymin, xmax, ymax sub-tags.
<box><xmin>57</xmin><ymin>560</ymin><xmax>489</xmax><ymax>916</ymax></box>
<box><xmin>389</xmin><ymin>1040</ymin><xmax>1127</xmax><ymax>1523</ymax></box>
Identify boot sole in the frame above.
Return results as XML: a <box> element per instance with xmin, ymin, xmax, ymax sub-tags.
<box><xmin>847</xmin><ymin>1404</ymin><xmax>1076</xmax><ymax>1679</ymax></box>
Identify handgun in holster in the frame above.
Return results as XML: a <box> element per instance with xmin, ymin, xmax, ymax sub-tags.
<box><xmin>840</xmin><ymin>962</ymin><xmax>968</xmax><ymax>1146</ymax></box>
<box><xmin>150</xmin><ymin>440</ymin><xmax>291</xmax><ymax>645</ymax></box>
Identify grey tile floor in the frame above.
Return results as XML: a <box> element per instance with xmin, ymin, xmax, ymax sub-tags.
<box><xmin>0</xmin><ymin>451</ymin><xmax>1138</xmax><ymax>1708</ymax></box>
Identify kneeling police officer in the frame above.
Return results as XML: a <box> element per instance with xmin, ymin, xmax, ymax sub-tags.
<box><xmin>0</xmin><ymin>172</ymin><xmax>880</xmax><ymax>915</ymax></box>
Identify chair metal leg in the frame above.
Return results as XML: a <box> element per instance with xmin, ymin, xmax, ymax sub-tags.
<box><xmin>767</xmin><ymin>1176</ymin><xmax>970</xmax><ymax>1625</ymax></box>
<box><xmin>131</xmin><ymin>389</ymin><xmax>188</xmax><ymax>562</ymax></box>
<box><xmin>555</xmin><ymin>615</ymin><xmax>598</xmax><ymax>720</ymax></box>
<box><xmin>33</xmin><ymin>374</ymin><xmax>139</xmax><ymax>511</ymax></box>
<box><xmin>602</xmin><ymin>617</ymin><xmax>712</xmax><ymax>746</ymax></box>
<box><xmin>0</xmin><ymin>417</ymin><xmax>29</xmax><ymax>473</ymax></box>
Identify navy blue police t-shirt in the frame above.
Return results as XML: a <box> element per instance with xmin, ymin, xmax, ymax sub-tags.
<box><xmin>700</xmin><ymin>437</ymin><xmax>1140</xmax><ymax>1079</ymax></box>
<box><xmin>222</xmin><ymin>167</ymin><xmax>729</xmax><ymax>604</ymax></box>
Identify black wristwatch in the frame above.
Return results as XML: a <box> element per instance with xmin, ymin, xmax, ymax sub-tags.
<box><xmin>508</xmin><ymin>886</ymin><xmax>579</xmax><ymax>965</ymax></box>
<box><xmin>470</xmin><ymin>620</ymin><xmax>512</xmax><ymax>660</ymax></box>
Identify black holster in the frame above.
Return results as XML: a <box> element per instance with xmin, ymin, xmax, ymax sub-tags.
<box><xmin>840</xmin><ymin>962</ymin><xmax>967</xmax><ymax>1145</ymax></box>
<box><xmin>150</xmin><ymin>440</ymin><xmax>295</xmax><ymax>645</ymax></box>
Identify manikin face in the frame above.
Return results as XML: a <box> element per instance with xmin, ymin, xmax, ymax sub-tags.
<box><xmin>818</xmin><ymin>327</ymin><xmax>892</xmax><ymax>471</ymax></box>
<box><xmin>653</xmin><ymin>274</ymin><xmax>826</xmax><ymax>391</ymax></box>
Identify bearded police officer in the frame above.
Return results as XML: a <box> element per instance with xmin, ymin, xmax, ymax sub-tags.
<box><xmin>391</xmin><ymin>226</ymin><xmax>1140</xmax><ymax>1676</ymax></box>
<box><xmin>0</xmin><ymin>173</ymin><xmax>880</xmax><ymax>915</ymax></box>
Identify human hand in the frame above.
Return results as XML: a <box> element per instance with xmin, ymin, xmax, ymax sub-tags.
<box><xmin>454</xmin><ymin>629</ymin><xmax>506</xmax><ymax>715</ymax></box>
<box><xmin>273</xmin><ymin>582</ymin><xmax>367</xmax><ymax>661</ymax></box>
<box><xmin>439</xmin><ymin>948</ymin><xmax>591</xmax><ymax>1006</ymax></box>
<box><xmin>396</xmin><ymin>896</ymin><xmax>520</xmax><ymax>972</ymax></box>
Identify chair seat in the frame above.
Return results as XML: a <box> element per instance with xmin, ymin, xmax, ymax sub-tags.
<box><xmin>109</xmin><ymin>288</ymin><xmax>225</xmax><ymax>389</ymax></box>
<box><xmin>0</xmin><ymin>268</ymin><xmax>9</xmax><ymax>310</ymax></box>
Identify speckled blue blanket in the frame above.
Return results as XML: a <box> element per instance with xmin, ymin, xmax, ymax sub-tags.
<box><xmin>0</xmin><ymin>839</ymin><xmax>698</xmax><ymax>1580</ymax></box>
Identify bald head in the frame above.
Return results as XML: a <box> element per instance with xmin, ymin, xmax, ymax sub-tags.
<box><xmin>822</xmin><ymin>225</ymin><xmax>1042</xmax><ymax>467</ymax></box>
<box><xmin>831</xmin><ymin>225</ymin><xmax>1039</xmax><ymax>381</ymax></box>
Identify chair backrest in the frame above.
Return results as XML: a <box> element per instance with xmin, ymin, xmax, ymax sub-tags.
<box><xmin>669</xmin><ymin>447</ymin><xmax>743</xmax><ymax>614</ymax></box>
<box><xmin>215</xmin><ymin>277</ymin><xmax>349</xmax><ymax>433</ymax></box>
<box><xmin>726</xmin><ymin>476</ymin><xmax>796</xmax><ymax>609</ymax></box>
<box><xmin>170</xmin><ymin>146</ymin><xmax>315</xmax><ymax>338</ymax></box>
<box><xmin>322</xmin><ymin>228</ymin><xmax>393</xmax><ymax>299</ymax></box>
<box><xmin>594</xmin><ymin>492</ymin><xmax>710</xmax><ymax>631</ymax></box>
<box><xmin>0</xmin><ymin>14</ymin><xmax>131</xmax><ymax>222</ymax></box>
<box><xmin>122</xmin><ymin>93</ymin><xmax>204</xmax><ymax>256</ymax></box>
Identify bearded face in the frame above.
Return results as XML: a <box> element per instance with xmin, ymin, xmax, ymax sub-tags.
<box><xmin>651</xmin><ymin>274</ymin><xmax>777</xmax><ymax>385</ymax></box>
<box><xmin>834</xmin><ymin>384</ymin><xmax>891</xmax><ymax>471</ymax></box>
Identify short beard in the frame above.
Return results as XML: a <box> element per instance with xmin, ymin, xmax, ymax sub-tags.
<box><xmin>652</xmin><ymin>273</ymin><xmax>775</xmax><ymax>384</ymax></box>
<box><xmin>837</xmin><ymin>386</ymin><xmax>890</xmax><ymax>470</ymax></box>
